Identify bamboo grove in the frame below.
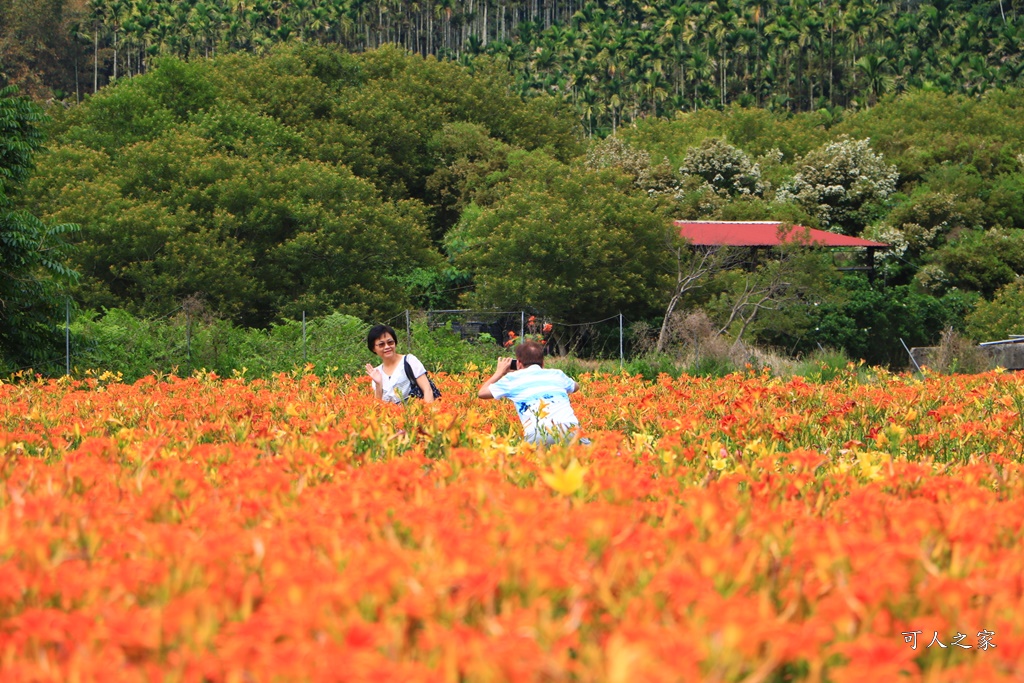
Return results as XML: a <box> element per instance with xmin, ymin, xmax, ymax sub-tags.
<box><xmin>8</xmin><ymin>0</ymin><xmax>1024</xmax><ymax>133</ymax></box>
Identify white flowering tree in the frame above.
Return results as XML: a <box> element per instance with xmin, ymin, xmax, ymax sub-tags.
<box><xmin>678</xmin><ymin>139</ymin><xmax>766</xmax><ymax>198</ymax></box>
<box><xmin>584</xmin><ymin>135</ymin><xmax>680</xmax><ymax>196</ymax></box>
<box><xmin>777</xmin><ymin>137</ymin><xmax>898</xmax><ymax>236</ymax></box>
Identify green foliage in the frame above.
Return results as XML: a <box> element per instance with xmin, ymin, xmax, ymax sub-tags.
<box><xmin>0</xmin><ymin>85</ymin><xmax>44</xmax><ymax>199</ymax></box>
<box><xmin>328</xmin><ymin>46</ymin><xmax>581</xmax><ymax>203</ymax></box>
<box><xmin>719</xmin><ymin>249</ymin><xmax>842</xmax><ymax>350</ymax></box>
<box><xmin>678</xmin><ymin>138</ymin><xmax>766</xmax><ymax>197</ymax></box>
<box><xmin>714</xmin><ymin>196</ymin><xmax>816</xmax><ymax>226</ymax></box>
<box><xmin>623</xmin><ymin>107</ymin><xmax>831</xmax><ymax>167</ymax></box>
<box><xmin>865</xmin><ymin>190</ymin><xmax>971</xmax><ymax>285</ymax></box>
<box><xmin>446</xmin><ymin>150</ymin><xmax>671</xmax><ymax>324</ymax></box>
<box><xmin>689</xmin><ymin>355</ymin><xmax>739</xmax><ymax>379</ymax></box>
<box><xmin>56</xmin><ymin>82</ymin><xmax>177</xmax><ymax>153</ymax></box>
<box><xmin>807</xmin><ymin>277</ymin><xmax>977</xmax><ymax>367</ymax></box>
<box><xmin>424</xmin><ymin>121</ymin><xmax>517</xmax><ymax>240</ymax></box>
<box><xmin>405</xmin><ymin>319</ymin><xmax>504</xmax><ymax>374</ymax></box>
<box><xmin>7</xmin><ymin>0</ymin><xmax>1024</xmax><ymax>137</ymax></box>
<box><xmin>988</xmin><ymin>173</ymin><xmax>1024</xmax><ymax>230</ymax></box>
<box><xmin>23</xmin><ymin>45</ymin><xmax>583</xmax><ymax>328</ymax></box>
<box><xmin>790</xmin><ymin>347</ymin><xmax>855</xmax><ymax>383</ymax></box>
<box><xmin>624</xmin><ymin>353</ymin><xmax>685</xmax><ymax>381</ymax></box>
<box><xmin>138</xmin><ymin>58</ymin><xmax>221</xmax><ymax>121</ymax></box>
<box><xmin>840</xmin><ymin>90</ymin><xmax>1024</xmax><ymax>184</ymax></box>
<box><xmin>11</xmin><ymin>39</ymin><xmax>1024</xmax><ymax>370</ymax></box>
<box><xmin>0</xmin><ymin>0</ymin><xmax>84</xmax><ymax>100</ymax></box>
<box><xmin>34</xmin><ymin>127</ymin><xmax>438</xmax><ymax>325</ymax></box>
<box><xmin>69</xmin><ymin>308</ymin><xmax>187</xmax><ymax>380</ymax></box>
<box><xmin>189</xmin><ymin>101</ymin><xmax>306</xmax><ymax>159</ymax></box>
<box><xmin>69</xmin><ymin>308</ymin><xmax>372</xmax><ymax>381</ymax></box>
<box><xmin>583</xmin><ymin>136</ymin><xmax>680</xmax><ymax>195</ymax></box>
<box><xmin>65</xmin><ymin>308</ymin><xmax>501</xmax><ymax>381</ymax></box>
<box><xmin>965</xmin><ymin>279</ymin><xmax>1024</xmax><ymax>341</ymax></box>
<box><xmin>927</xmin><ymin>229</ymin><xmax>1024</xmax><ymax>298</ymax></box>
<box><xmin>0</xmin><ymin>85</ymin><xmax>79</xmax><ymax>370</ymax></box>
<box><xmin>398</xmin><ymin>266</ymin><xmax>472</xmax><ymax>312</ymax></box>
<box><xmin>776</xmin><ymin>137</ymin><xmax>899</xmax><ymax>236</ymax></box>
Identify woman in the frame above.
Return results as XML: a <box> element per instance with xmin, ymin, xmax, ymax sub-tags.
<box><xmin>365</xmin><ymin>324</ymin><xmax>435</xmax><ymax>404</ymax></box>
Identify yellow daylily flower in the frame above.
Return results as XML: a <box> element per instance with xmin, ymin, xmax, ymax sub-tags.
<box><xmin>540</xmin><ymin>458</ymin><xmax>589</xmax><ymax>496</ymax></box>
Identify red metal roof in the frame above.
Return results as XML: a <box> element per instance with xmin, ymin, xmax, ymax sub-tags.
<box><xmin>675</xmin><ymin>221</ymin><xmax>889</xmax><ymax>248</ymax></box>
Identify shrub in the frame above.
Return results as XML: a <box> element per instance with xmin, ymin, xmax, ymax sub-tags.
<box><xmin>965</xmin><ymin>278</ymin><xmax>1024</xmax><ymax>341</ymax></box>
<box><xmin>925</xmin><ymin>327</ymin><xmax>990</xmax><ymax>375</ymax></box>
<box><xmin>790</xmin><ymin>347</ymin><xmax>854</xmax><ymax>382</ymax></box>
<box><xmin>624</xmin><ymin>353</ymin><xmax>684</xmax><ymax>381</ymax></box>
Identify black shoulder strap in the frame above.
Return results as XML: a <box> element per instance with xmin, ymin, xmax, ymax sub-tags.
<box><xmin>404</xmin><ymin>356</ymin><xmax>415</xmax><ymax>381</ymax></box>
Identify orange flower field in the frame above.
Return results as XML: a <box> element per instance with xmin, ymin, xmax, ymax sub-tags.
<box><xmin>2</xmin><ymin>367</ymin><xmax>1024</xmax><ymax>682</ymax></box>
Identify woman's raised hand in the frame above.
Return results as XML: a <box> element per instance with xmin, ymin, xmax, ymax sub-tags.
<box><xmin>365</xmin><ymin>363</ymin><xmax>383</xmax><ymax>385</ymax></box>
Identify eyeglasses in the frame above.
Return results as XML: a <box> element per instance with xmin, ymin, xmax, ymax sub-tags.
<box><xmin>375</xmin><ymin>339</ymin><xmax>396</xmax><ymax>349</ymax></box>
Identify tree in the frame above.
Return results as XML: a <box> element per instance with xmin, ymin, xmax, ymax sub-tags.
<box><xmin>808</xmin><ymin>276</ymin><xmax>971</xmax><ymax>367</ymax></box>
<box><xmin>445</xmin><ymin>150</ymin><xmax>671</xmax><ymax>325</ymax></box>
<box><xmin>0</xmin><ymin>85</ymin><xmax>79</xmax><ymax>369</ymax></box>
<box><xmin>966</xmin><ymin>278</ymin><xmax>1024</xmax><ymax>341</ymax></box>
<box><xmin>701</xmin><ymin>245</ymin><xmax>837</xmax><ymax>350</ymax></box>
<box><xmin>424</xmin><ymin>121</ymin><xmax>515</xmax><ymax>241</ymax></box>
<box><xmin>22</xmin><ymin>47</ymin><xmax>584</xmax><ymax>325</ymax></box>
<box><xmin>33</xmin><ymin>124</ymin><xmax>440</xmax><ymax>326</ymax></box>
<box><xmin>0</xmin><ymin>0</ymin><xmax>88</xmax><ymax>99</ymax></box>
<box><xmin>584</xmin><ymin>135</ymin><xmax>679</xmax><ymax>195</ymax></box>
<box><xmin>678</xmin><ymin>138</ymin><xmax>766</xmax><ymax>197</ymax></box>
<box><xmin>928</xmin><ymin>228</ymin><xmax>1024</xmax><ymax>299</ymax></box>
<box><xmin>855</xmin><ymin>54</ymin><xmax>895</xmax><ymax>106</ymax></box>
<box><xmin>657</xmin><ymin>243</ymin><xmax>739</xmax><ymax>353</ymax></box>
<box><xmin>776</xmin><ymin>136</ymin><xmax>898</xmax><ymax>235</ymax></box>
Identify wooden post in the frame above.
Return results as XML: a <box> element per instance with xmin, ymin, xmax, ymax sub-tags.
<box><xmin>619</xmin><ymin>313</ymin><xmax>624</xmax><ymax>370</ymax></box>
<box><xmin>66</xmin><ymin>299</ymin><xmax>71</xmax><ymax>376</ymax></box>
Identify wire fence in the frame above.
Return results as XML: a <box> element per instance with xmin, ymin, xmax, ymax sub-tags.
<box><xmin>5</xmin><ymin>304</ymin><xmax>635</xmax><ymax>380</ymax></box>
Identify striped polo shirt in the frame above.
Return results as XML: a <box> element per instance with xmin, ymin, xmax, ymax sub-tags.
<box><xmin>488</xmin><ymin>365</ymin><xmax>579</xmax><ymax>444</ymax></box>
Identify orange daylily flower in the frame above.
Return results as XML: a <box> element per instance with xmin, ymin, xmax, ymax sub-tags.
<box><xmin>0</xmin><ymin>368</ymin><xmax>1021</xmax><ymax>680</ymax></box>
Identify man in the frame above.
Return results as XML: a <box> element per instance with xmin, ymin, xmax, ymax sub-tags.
<box><xmin>477</xmin><ymin>340</ymin><xmax>586</xmax><ymax>445</ymax></box>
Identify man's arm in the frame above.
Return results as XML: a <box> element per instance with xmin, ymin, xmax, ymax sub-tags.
<box><xmin>478</xmin><ymin>357</ymin><xmax>514</xmax><ymax>399</ymax></box>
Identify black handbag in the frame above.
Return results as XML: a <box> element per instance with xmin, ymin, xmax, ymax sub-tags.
<box><xmin>404</xmin><ymin>357</ymin><xmax>442</xmax><ymax>400</ymax></box>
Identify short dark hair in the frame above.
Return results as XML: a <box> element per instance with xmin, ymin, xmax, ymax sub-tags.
<box><xmin>515</xmin><ymin>340</ymin><xmax>545</xmax><ymax>368</ymax></box>
<box><xmin>367</xmin><ymin>324</ymin><xmax>398</xmax><ymax>353</ymax></box>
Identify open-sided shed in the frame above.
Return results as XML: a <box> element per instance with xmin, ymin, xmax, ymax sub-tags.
<box><xmin>675</xmin><ymin>220</ymin><xmax>889</xmax><ymax>273</ymax></box>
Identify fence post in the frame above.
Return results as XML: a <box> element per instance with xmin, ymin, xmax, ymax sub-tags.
<box><xmin>66</xmin><ymin>298</ymin><xmax>71</xmax><ymax>376</ymax></box>
<box><xmin>406</xmin><ymin>309</ymin><xmax>411</xmax><ymax>352</ymax></box>
<box><xmin>186</xmin><ymin>311</ymin><xmax>192</xmax><ymax>376</ymax></box>
<box><xmin>302</xmin><ymin>311</ymin><xmax>307</xmax><ymax>364</ymax></box>
<box><xmin>520</xmin><ymin>311</ymin><xmax>525</xmax><ymax>340</ymax></box>
<box><xmin>614</xmin><ymin>313</ymin><xmax>622</xmax><ymax>368</ymax></box>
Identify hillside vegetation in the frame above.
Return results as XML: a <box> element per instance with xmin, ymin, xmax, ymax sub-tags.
<box><xmin>3</xmin><ymin>0</ymin><xmax>1023</xmax><ymax>125</ymax></box>
<box><xmin>4</xmin><ymin>40</ymin><xmax>1024</xmax><ymax>372</ymax></box>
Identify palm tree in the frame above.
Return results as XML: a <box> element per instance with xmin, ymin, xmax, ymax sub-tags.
<box><xmin>855</xmin><ymin>54</ymin><xmax>895</xmax><ymax>106</ymax></box>
<box><xmin>642</xmin><ymin>67</ymin><xmax>668</xmax><ymax>117</ymax></box>
<box><xmin>685</xmin><ymin>50</ymin><xmax>712</xmax><ymax>110</ymax></box>
<box><xmin>764</xmin><ymin>10</ymin><xmax>799</xmax><ymax>108</ymax></box>
<box><xmin>87</xmin><ymin>0</ymin><xmax>108</xmax><ymax>93</ymax></box>
<box><xmin>109</xmin><ymin>0</ymin><xmax>131</xmax><ymax>80</ymax></box>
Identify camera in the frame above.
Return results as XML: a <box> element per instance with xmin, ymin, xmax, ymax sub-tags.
<box><xmin>509</xmin><ymin>359</ymin><xmax>518</xmax><ymax>370</ymax></box>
